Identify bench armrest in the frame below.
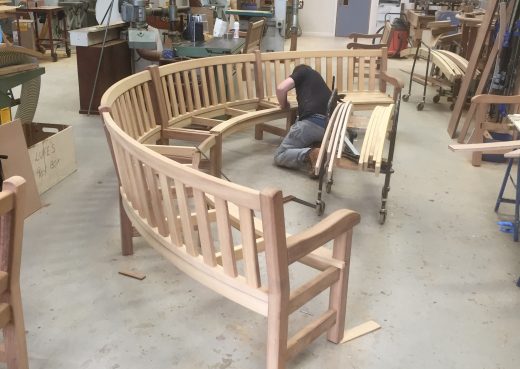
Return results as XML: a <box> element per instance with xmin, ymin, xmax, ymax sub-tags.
<box><xmin>286</xmin><ymin>209</ymin><xmax>360</xmax><ymax>264</ymax></box>
<box><xmin>346</xmin><ymin>43</ymin><xmax>385</xmax><ymax>50</ymax></box>
<box><xmin>347</xmin><ymin>33</ymin><xmax>382</xmax><ymax>42</ymax></box>
<box><xmin>380</xmin><ymin>71</ymin><xmax>404</xmax><ymax>91</ymax></box>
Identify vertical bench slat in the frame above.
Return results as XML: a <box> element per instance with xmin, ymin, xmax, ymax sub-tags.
<box><xmin>126</xmin><ymin>90</ymin><xmax>141</xmax><ymax>137</ymax></box>
<box><xmin>239</xmin><ymin>206</ymin><xmax>261</xmax><ymax>288</ymax></box>
<box><xmin>358</xmin><ymin>57</ymin><xmax>366</xmax><ymax>92</ymax></box>
<box><xmin>193</xmin><ymin>190</ymin><xmax>217</xmax><ymax>266</ymax></box>
<box><xmin>215</xmin><ymin>198</ymin><xmax>238</xmax><ymax>277</ymax></box>
<box><xmin>112</xmin><ymin>100</ymin><xmax>122</xmax><ymax>129</ymax></box>
<box><xmin>305</xmin><ymin>57</ymin><xmax>311</xmax><ymax>66</ymax></box>
<box><xmin>347</xmin><ymin>57</ymin><xmax>354</xmax><ymax>91</ymax></box>
<box><xmin>159</xmin><ymin>174</ymin><xmax>183</xmax><ymax>247</ymax></box>
<box><xmin>113</xmin><ymin>143</ymin><xmax>132</xmax><ymax>201</ymax></box>
<box><xmin>173</xmin><ymin>179</ymin><xmax>198</xmax><ymax>256</ymax></box>
<box><xmin>236</xmin><ymin>63</ymin><xmax>245</xmax><ymax>100</ymax></box>
<box><xmin>245</xmin><ymin>62</ymin><xmax>254</xmax><ymax>99</ymax></box>
<box><xmin>166</xmin><ymin>75</ymin><xmax>180</xmax><ymax>117</ymax></box>
<box><xmin>200</xmin><ymin>67</ymin><xmax>210</xmax><ymax>107</ymax></box>
<box><xmin>121</xmin><ymin>92</ymin><xmax>137</xmax><ymax>138</ymax></box>
<box><xmin>208</xmin><ymin>66</ymin><xmax>219</xmax><ymax>106</ymax></box>
<box><xmin>129</xmin><ymin>88</ymin><xmax>145</xmax><ymax>136</ymax></box>
<box><xmin>216</xmin><ymin>64</ymin><xmax>226</xmax><ymax>104</ymax></box>
<box><xmin>264</xmin><ymin>62</ymin><xmax>272</xmax><ymax>98</ymax></box>
<box><xmin>274</xmin><ymin>60</ymin><xmax>282</xmax><ymax>89</ymax></box>
<box><xmin>174</xmin><ymin>73</ymin><xmax>187</xmax><ymax>115</ymax></box>
<box><xmin>162</xmin><ymin>77</ymin><xmax>173</xmax><ymax>119</ymax></box>
<box><xmin>284</xmin><ymin>60</ymin><xmax>291</xmax><ymax>79</ymax></box>
<box><xmin>127</xmin><ymin>154</ymin><xmax>150</xmax><ymax>221</ymax></box>
<box><xmin>143</xmin><ymin>166</ymin><xmax>168</xmax><ymax>236</ymax></box>
<box><xmin>183</xmin><ymin>71</ymin><xmax>194</xmax><ymax>112</ymax></box>
<box><xmin>226</xmin><ymin>64</ymin><xmax>236</xmax><ymax>101</ymax></box>
<box><xmin>134</xmin><ymin>157</ymin><xmax>156</xmax><ymax>226</ymax></box>
<box><xmin>315</xmin><ymin>57</ymin><xmax>322</xmax><ymax>75</ymax></box>
<box><xmin>119</xmin><ymin>95</ymin><xmax>135</xmax><ymax>138</ymax></box>
<box><xmin>326</xmin><ymin>58</ymin><xmax>333</xmax><ymax>89</ymax></box>
<box><xmin>142</xmin><ymin>83</ymin><xmax>155</xmax><ymax>128</ymax></box>
<box><xmin>191</xmin><ymin>69</ymin><xmax>202</xmax><ymax>110</ymax></box>
<box><xmin>369</xmin><ymin>57</ymin><xmax>376</xmax><ymax>91</ymax></box>
<box><xmin>337</xmin><ymin>57</ymin><xmax>344</xmax><ymax>91</ymax></box>
<box><xmin>137</xmin><ymin>85</ymin><xmax>151</xmax><ymax>131</ymax></box>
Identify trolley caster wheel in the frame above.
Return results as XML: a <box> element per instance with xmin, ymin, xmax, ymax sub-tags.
<box><xmin>378</xmin><ymin>210</ymin><xmax>387</xmax><ymax>225</ymax></box>
<box><xmin>326</xmin><ymin>180</ymin><xmax>333</xmax><ymax>194</ymax></box>
<box><xmin>315</xmin><ymin>201</ymin><xmax>325</xmax><ymax>216</ymax></box>
<box><xmin>450</xmin><ymin>103</ymin><xmax>455</xmax><ymax>111</ymax></box>
<box><xmin>66</xmin><ymin>48</ymin><xmax>71</xmax><ymax>57</ymax></box>
<box><xmin>417</xmin><ymin>102</ymin><xmax>424</xmax><ymax>111</ymax></box>
<box><xmin>402</xmin><ymin>94</ymin><xmax>410</xmax><ymax>102</ymax></box>
<box><xmin>51</xmin><ymin>53</ymin><xmax>58</xmax><ymax>62</ymax></box>
<box><xmin>433</xmin><ymin>95</ymin><xmax>440</xmax><ymax>103</ymax></box>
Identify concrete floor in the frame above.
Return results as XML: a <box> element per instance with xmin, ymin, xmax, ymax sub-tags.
<box><xmin>14</xmin><ymin>37</ymin><xmax>520</xmax><ymax>369</ymax></box>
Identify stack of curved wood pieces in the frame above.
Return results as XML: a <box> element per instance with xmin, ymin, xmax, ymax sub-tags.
<box><xmin>314</xmin><ymin>102</ymin><xmax>394</xmax><ymax>178</ymax></box>
<box><xmin>401</xmin><ymin>47</ymin><xmax>469</xmax><ymax>82</ymax></box>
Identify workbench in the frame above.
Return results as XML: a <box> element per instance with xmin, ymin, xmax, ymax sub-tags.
<box><xmin>406</xmin><ymin>10</ymin><xmax>436</xmax><ymax>46</ymax></box>
<box><xmin>11</xmin><ymin>6</ymin><xmax>70</xmax><ymax>61</ymax></box>
<box><xmin>173</xmin><ymin>37</ymin><xmax>245</xmax><ymax>58</ymax></box>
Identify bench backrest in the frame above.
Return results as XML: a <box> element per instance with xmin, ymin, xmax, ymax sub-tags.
<box><xmin>100</xmin><ymin>70</ymin><xmax>160</xmax><ymax>143</ymax></box>
<box><xmin>258</xmin><ymin>49</ymin><xmax>388</xmax><ymax>100</ymax></box>
<box><xmin>103</xmin><ymin>114</ymin><xmax>287</xmax><ymax>314</ymax></box>
<box><xmin>155</xmin><ymin>54</ymin><xmax>260</xmax><ymax>125</ymax></box>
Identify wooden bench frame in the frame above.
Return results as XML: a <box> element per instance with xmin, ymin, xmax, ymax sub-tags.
<box><xmin>100</xmin><ymin>49</ymin><xmax>403</xmax><ymax>368</ymax></box>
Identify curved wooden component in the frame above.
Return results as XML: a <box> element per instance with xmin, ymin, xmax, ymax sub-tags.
<box><xmin>401</xmin><ymin>47</ymin><xmax>465</xmax><ymax>82</ymax></box>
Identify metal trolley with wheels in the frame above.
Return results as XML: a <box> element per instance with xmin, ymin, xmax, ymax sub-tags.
<box><xmin>286</xmin><ymin>89</ymin><xmax>402</xmax><ymax>224</ymax></box>
<box><xmin>401</xmin><ymin>41</ymin><xmax>464</xmax><ymax>111</ymax></box>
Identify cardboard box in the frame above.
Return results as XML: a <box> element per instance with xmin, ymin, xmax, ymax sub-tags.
<box><xmin>24</xmin><ymin>123</ymin><xmax>77</xmax><ymax>194</ymax></box>
<box><xmin>12</xmin><ymin>20</ymin><xmax>36</xmax><ymax>51</ymax></box>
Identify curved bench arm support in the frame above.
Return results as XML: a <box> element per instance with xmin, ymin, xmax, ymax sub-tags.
<box><xmin>286</xmin><ymin>209</ymin><xmax>360</xmax><ymax>264</ymax></box>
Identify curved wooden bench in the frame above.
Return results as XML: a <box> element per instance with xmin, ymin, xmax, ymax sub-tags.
<box><xmin>101</xmin><ymin>67</ymin><xmax>362</xmax><ymax>369</ymax></box>
<box><xmin>99</xmin><ymin>48</ymin><xmax>405</xmax><ymax>369</ymax></box>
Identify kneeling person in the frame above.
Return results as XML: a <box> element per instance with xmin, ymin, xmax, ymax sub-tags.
<box><xmin>274</xmin><ymin>64</ymin><xmax>332</xmax><ymax>177</ymax></box>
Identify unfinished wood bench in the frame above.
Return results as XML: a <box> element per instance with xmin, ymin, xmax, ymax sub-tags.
<box><xmin>100</xmin><ymin>49</ymin><xmax>402</xmax><ymax>245</ymax></box>
<box><xmin>97</xmin><ymin>48</ymin><xmax>411</xmax><ymax>369</ymax></box>
<box><xmin>101</xmin><ymin>75</ymin><xmax>362</xmax><ymax>368</ymax></box>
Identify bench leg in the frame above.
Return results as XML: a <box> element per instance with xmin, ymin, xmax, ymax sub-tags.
<box><xmin>327</xmin><ymin>229</ymin><xmax>353</xmax><ymax>343</ymax></box>
<box><xmin>4</xmin><ymin>287</ymin><xmax>29</xmax><ymax>369</ymax></box>
<box><xmin>120</xmin><ymin>195</ymin><xmax>134</xmax><ymax>256</ymax></box>
<box><xmin>266</xmin><ymin>296</ymin><xmax>289</xmax><ymax>369</ymax></box>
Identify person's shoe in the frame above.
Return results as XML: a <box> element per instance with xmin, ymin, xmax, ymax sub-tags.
<box><xmin>307</xmin><ymin>148</ymin><xmax>320</xmax><ymax>179</ymax></box>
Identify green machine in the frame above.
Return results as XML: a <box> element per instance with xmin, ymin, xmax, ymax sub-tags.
<box><xmin>0</xmin><ymin>46</ymin><xmax>45</xmax><ymax>124</ymax></box>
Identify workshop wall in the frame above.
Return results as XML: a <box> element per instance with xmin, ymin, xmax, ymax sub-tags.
<box><xmin>299</xmin><ymin>0</ymin><xmax>337</xmax><ymax>37</ymax></box>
